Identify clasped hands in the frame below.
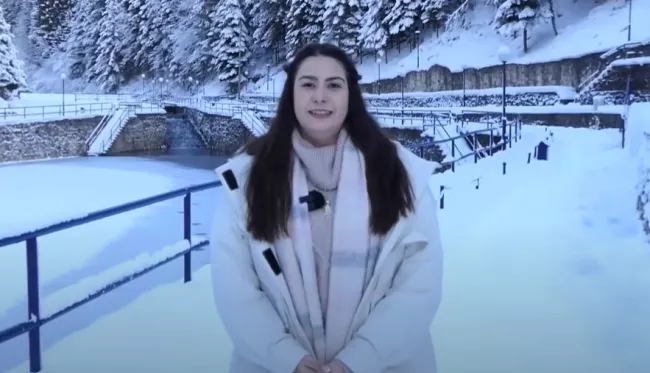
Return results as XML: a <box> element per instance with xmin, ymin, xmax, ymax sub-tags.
<box><xmin>295</xmin><ymin>355</ymin><xmax>348</xmax><ymax>373</ymax></box>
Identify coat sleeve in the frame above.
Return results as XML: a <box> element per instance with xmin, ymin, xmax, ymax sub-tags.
<box><xmin>209</xmin><ymin>186</ymin><xmax>308</xmax><ymax>373</ymax></box>
<box><xmin>335</xmin><ymin>185</ymin><xmax>444</xmax><ymax>373</ymax></box>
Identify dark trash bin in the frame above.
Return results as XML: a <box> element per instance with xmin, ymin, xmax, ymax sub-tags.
<box><xmin>536</xmin><ymin>141</ymin><xmax>549</xmax><ymax>161</ymax></box>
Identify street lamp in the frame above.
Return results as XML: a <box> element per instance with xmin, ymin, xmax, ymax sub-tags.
<box><xmin>60</xmin><ymin>73</ymin><xmax>66</xmax><ymax>116</ymax></box>
<box><xmin>141</xmin><ymin>74</ymin><xmax>145</xmax><ymax>96</ymax></box>
<box><xmin>158</xmin><ymin>77</ymin><xmax>163</xmax><ymax>98</ymax></box>
<box><xmin>497</xmin><ymin>45</ymin><xmax>511</xmax><ymax>150</ymax></box>
<box><xmin>376</xmin><ymin>58</ymin><xmax>381</xmax><ymax>95</ymax></box>
<box><xmin>415</xmin><ymin>30</ymin><xmax>421</xmax><ymax>68</ymax></box>
<box><xmin>461</xmin><ymin>64</ymin><xmax>467</xmax><ymax>107</ymax></box>
<box><xmin>401</xmin><ymin>75</ymin><xmax>405</xmax><ymax>125</ymax></box>
<box><xmin>627</xmin><ymin>0</ymin><xmax>632</xmax><ymax>41</ymax></box>
<box><xmin>238</xmin><ymin>50</ymin><xmax>242</xmax><ymax>99</ymax></box>
<box><xmin>266</xmin><ymin>63</ymin><xmax>270</xmax><ymax>91</ymax></box>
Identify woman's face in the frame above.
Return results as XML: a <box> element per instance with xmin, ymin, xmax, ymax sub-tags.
<box><xmin>293</xmin><ymin>56</ymin><xmax>349</xmax><ymax>146</ymax></box>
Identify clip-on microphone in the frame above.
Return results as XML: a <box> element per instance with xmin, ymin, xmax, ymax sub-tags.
<box><xmin>299</xmin><ymin>190</ymin><xmax>326</xmax><ymax>212</ymax></box>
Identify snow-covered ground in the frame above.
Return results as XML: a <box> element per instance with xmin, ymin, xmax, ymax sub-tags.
<box><xmin>1</xmin><ymin>123</ymin><xmax>648</xmax><ymax>373</ymax></box>
<box><xmin>250</xmin><ymin>0</ymin><xmax>649</xmax><ymax>93</ymax></box>
<box><xmin>0</xmin><ymin>155</ymin><xmax>225</xmax><ymax>371</ymax></box>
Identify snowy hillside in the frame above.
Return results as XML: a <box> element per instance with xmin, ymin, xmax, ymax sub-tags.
<box><xmin>3</xmin><ymin>0</ymin><xmax>646</xmax><ymax>96</ymax></box>
<box><xmin>252</xmin><ymin>0</ymin><xmax>648</xmax><ymax>92</ymax></box>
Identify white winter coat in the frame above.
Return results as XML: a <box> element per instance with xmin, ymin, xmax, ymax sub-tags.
<box><xmin>209</xmin><ymin>142</ymin><xmax>444</xmax><ymax>373</ymax></box>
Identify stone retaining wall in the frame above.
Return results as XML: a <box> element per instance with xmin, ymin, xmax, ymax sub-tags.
<box><xmin>185</xmin><ymin>108</ymin><xmax>253</xmax><ymax>155</ymax></box>
<box><xmin>109</xmin><ymin>114</ymin><xmax>167</xmax><ymax>154</ymax></box>
<box><xmin>0</xmin><ymin>116</ymin><xmax>101</xmax><ymax>163</ymax></box>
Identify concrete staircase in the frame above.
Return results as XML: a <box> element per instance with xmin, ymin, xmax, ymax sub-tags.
<box><xmin>576</xmin><ymin>40</ymin><xmax>650</xmax><ymax>104</ymax></box>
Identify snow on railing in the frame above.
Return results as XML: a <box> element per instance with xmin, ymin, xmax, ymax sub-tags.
<box><xmin>0</xmin><ymin>179</ymin><xmax>221</xmax><ymax>372</ymax></box>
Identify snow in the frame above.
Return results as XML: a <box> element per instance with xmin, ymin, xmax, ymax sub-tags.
<box><xmin>40</xmin><ymin>237</ymin><xmax>205</xmax><ymax>319</ymax></box>
<box><xmin>626</xmin><ymin>102</ymin><xmax>650</xmax><ymax>230</ymax></box>
<box><xmin>0</xmin><ymin>95</ymin><xmax>164</xmax><ymax>126</ymax></box>
<box><xmin>449</xmin><ymin>104</ymin><xmax>625</xmax><ymax>115</ymax></box>
<box><xmin>12</xmin><ymin>93</ymin><xmax>134</xmax><ymax>106</ymax></box>
<box><xmin>611</xmin><ymin>56</ymin><xmax>650</xmax><ymax>67</ymax></box>
<box><xmin>0</xmin><ymin>93</ymin><xmax>129</xmax><ymax>126</ymax></box>
<box><xmin>3</xmin><ymin>124</ymin><xmax>649</xmax><ymax>373</ymax></box>
<box><xmin>0</xmin><ymin>161</ymin><xmax>174</xmax><ymax>319</ymax></box>
<box><xmin>250</xmin><ymin>0</ymin><xmax>650</xmax><ymax>92</ymax></box>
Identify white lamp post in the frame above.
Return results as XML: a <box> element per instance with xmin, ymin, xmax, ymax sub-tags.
<box><xmin>60</xmin><ymin>73</ymin><xmax>66</xmax><ymax>116</ymax></box>
<box><xmin>497</xmin><ymin>45</ymin><xmax>511</xmax><ymax>150</ymax></box>
<box><xmin>376</xmin><ymin>58</ymin><xmax>382</xmax><ymax>95</ymax></box>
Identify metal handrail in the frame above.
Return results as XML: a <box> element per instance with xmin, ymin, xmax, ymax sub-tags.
<box><xmin>84</xmin><ymin>104</ymin><xmax>118</xmax><ymax>153</ymax></box>
<box><xmin>0</xmin><ymin>102</ymin><xmax>114</xmax><ymax>121</ymax></box>
<box><xmin>0</xmin><ymin>180</ymin><xmax>222</xmax><ymax>372</ymax></box>
<box><xmin>100</xmin><ymin>107</ymin><xmax>132</xmax><ymax>153</ymax></box>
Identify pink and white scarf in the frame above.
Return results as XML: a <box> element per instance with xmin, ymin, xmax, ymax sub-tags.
<box><xmin>274</xmin><ymin>136</ymin><xmax>381</xmax><ymax>363</ymax></box>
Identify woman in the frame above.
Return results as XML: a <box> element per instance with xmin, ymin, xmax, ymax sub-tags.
<box><xmin>210</xmin><ymin>43</ymin><xmax>443</xmax><ymax>373</ymax></box>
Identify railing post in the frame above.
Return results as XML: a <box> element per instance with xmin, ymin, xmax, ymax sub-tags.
<box><xmin>183</xmin><ymin>193</ymin><xmax>192</xmax><ymax>283</ymax></box>
<box><xmin>26</xmin><ymin>237</ymin><xmax>42</xmax><ymax>372</ymax></box>
<box><xmin>489</xmin><ymin>130</ymin><xmax>494</xmax><ymax>156</ymax></box>
<box><xmin>509</xmin><ymin>122</ymin><xmax>512</xmax><ymax>148</ymax></box>
<box><xmin>514</xmin><ymin>119</ymin><xmax>518</xmax><ymax>142</ymax></box>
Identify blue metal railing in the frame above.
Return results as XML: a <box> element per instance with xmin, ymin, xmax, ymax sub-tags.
<box><xmin>0</xmin><ymin>180</ymin><xmax>222</xmax><ymax>372</ymax></box>
<box><xmin>417</xmin><ymin>120</ymin><xmax>521</xmax><ymax>171</ymax></box>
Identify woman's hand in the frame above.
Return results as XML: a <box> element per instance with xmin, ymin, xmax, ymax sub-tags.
<box><xmin>324</xmin><ymin>360</ymin><xmax>351</xmax><ymax>373</ymax></box>
<box><xmin>295</xmin><ymin>355</ymin><xmax>326</xmax><ymax>373</ymax></box>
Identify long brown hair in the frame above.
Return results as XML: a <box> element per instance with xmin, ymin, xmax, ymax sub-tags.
<box><xmin>242</xmin><ymin>43</ymin><xmax>414</xmax><ymax>242</ymax></box>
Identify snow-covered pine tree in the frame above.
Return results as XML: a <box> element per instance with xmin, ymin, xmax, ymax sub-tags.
<box><xmin>211</xmin><ymin>0</ymin><xmax>251</xmax><ymax>91</ymax></box>
<box><xmin>321</xmin><ymin>0</ymin><xmax>362</xmax><ymax>57</ymax></box>
<box><xmin>2</xmin><ymin>0</ymin><xmax>24</xmax><ymax>28</ymax></box>
<box><xmin>0</xmin><ymin>5</ymin><xmax>27</xmax><ymax>99</ymax></box>
<box><xmin>169</xmin><ymin>0</ymin><xmax>207</xmax><ymax>82</ymax></box>
<box><xmin>139</xmin><ymin>0</ymin><xmax>178</xmax><ymax>76</ymax></box>
<box><xmin>168</xmin><ymin>0</ymin><xmax>205</xmax><ymax>80</ymax></box>
<box><xmin>421</xmin><ymin>0</ymin><xmax>453</xmax><ymax>30</ymax></box>
<box><xmin>125</xmin><ymin>0</ymin><xmax>148</xmax><ymax>72</ymax></box>
<box><xmin>196</xmin><ymin>0</ymin><xmax>224</xmax><ymax>78</ymax></box>
<box><xmin>3</xmin><ymin>0</ymin><xmax>34</xmax><ymax>63</ymax></box>
<box><xmin>250</xmin><ymin>0</ymin><xmax>288</xmax><ymax>63</ymax></box>
<box><xmin>91</xmin><ymin>0</ymin><xmax>128</xmax><ymax>92</ymax></box>
<box><xmin>28</xmin><ymin>0</ymin><xmax>74</xmax><ymax>61</ymax></box>
<box><xmin>444</xmin><ymin>0</ymin><xmax>471</xmax><ymax>29</ymax></box>
<box><xmin>65</xmin><ymin>0</ymin><xmax>103</xmax><ymax>81</ymax></box>
<box><xmin>285</xmin><ymin>0</ymin><xmax>323</xmax><ymax>59</ymax></box>
<box><xmin>27</xmin><ymin>0</ymin><xmax>48</xmax><ymax>62</ymax></box>
<box><xmin>383</xmin><ymin>0</ymin><xmax>422</xmax><ymax>36</ymax></box>
<box><xmin>491</xmin><ymin>0</ymin><xmax>552</xmax><ymax>52</ymax></box>
<box><xmin>358</xmin><ymin>0</ymin><xmax>388</xmax><ymax>56</ymax></box>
